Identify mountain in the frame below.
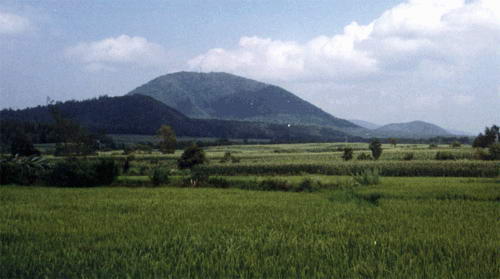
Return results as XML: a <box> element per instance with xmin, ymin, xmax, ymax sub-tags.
<box><xmin>127</xmin><ymin>71</ymin><xmax>359</xmax><ymax>129</ymax></box>
<box><xmin>348</xmin><ymin>119</ymin><xmax>381</xmax><ymax>130</ymax></box>
<box><xmin>372</xmin><ymin>121</ymin><xmax>453</xmax><ymax>138</ymax></box>
<box><xmin>0</xmin><ymin>95</ymin><xmax>354</xmax><ymax>141</ymax></box>
<box><xmin>446</xmin><ymin>129</ymin><xmax>475</xmax><ymax>136</ymax></box>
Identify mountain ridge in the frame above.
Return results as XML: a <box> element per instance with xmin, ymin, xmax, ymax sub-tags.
<box><xmin>127</xmin><ymin>71</ymin><xmax>359</xmax><ymax>129</ymax></box>
<box><xmin>0</xmin><ymin>94</ymin><xmax>354</xmax><ymax>141</ymax></box>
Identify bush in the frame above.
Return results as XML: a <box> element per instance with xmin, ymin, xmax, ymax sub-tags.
<box><xmin>258</xmin><ymin>179</ymin><xmax>292</xmax><ymax>191</ymax></box>
<box><xmin>296</xmin><ymin>178</ymin><xmax>320</xmax><ymax>192</ymax></box>
<box><xmin>341</xmin><ymin>147</ymin><xmax>353</xmax><ymax>161</ymax></box>
<box><xmin>369</xmin><ymin>140</ymin><xmax>383</xmax><ymax>160</ymax></box>
<box><xmin>450</xmin><ymin>141</ymin><xmax>462</xmax><ymax>148</ymax></box>
<box><xmin>149</xmin><ymin>167</ymin><xmax>170</xmax><ymax>186</ymax></box>
<box><xmin>178</xmin><ymin>144</ymin><xmax>207</xmax><ymax>169</ymax></box>
<box><xmin>352</xmin><ymin>169</ymin><xmax>380</xmax><ymax>185</ymax></box>
<box><xmin>207</xmin><ymin>177</ymin><xmax>231</xmax><ymax>188</ymax></box>
<box><xmin>357</xmin><ymin>153</ymin><xmax>373</xmax><ymax>160</ymax></box>
<box><xmin>402</xmin><ymin>152</ymin><xmax>414</xmax><ymax>161</ymax></box>
<box><xmin>429</xmin><ymin>144</ymin><xmax>438</xmax><ymax>149</ymax></box>
<box><xmin>435</xmin><ymin>151</ymin><xmax>456</xmax><ymax>160</ymax></box>
<box><xmin>0</xmin><ymin>157</ymin><xmax>48</xmax><ymax>185</ymax></box>
<box><xmin>489</xmin><ymin>143</ymin><xmax>500</xmax><ymax>160</ymax></box>
<box><xmin>45</xmin><ymin>159</ymin><xmax>118</xmax><ymax>187</ymax></box>
<box><xmin>182</xmin><ymin>169</ymin><xmax>209</xmax><ymax>187</ymax></box>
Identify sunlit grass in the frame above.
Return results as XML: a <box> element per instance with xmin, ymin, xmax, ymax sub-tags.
<box><xmin>1</xmin><ymin>176</ymin><xmax>498</xmax><ymax>278</ymax></box>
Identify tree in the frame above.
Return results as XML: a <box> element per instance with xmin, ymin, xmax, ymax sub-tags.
<box><xmin>473</xmin><ymin>125</ymin><xmax>499</xmax><ymax>148</ymax></box>
<box><xmin>177</xmin><ymin>144</ymin><xmax>208</xmax><ymax>169</ymax></box>
<box><xmin>388</xmin><ymin>138</ymin><xmax>397</xmax><ymax>147</ymax></box>
<box><xmin>341</xmin><ymin>147</ymin><xmax>353</xmax><ymax>161</ymax></box>
<box><xmin>156</xmin><ymin>125</ymin><xmax>176</xmax><ymax>154</ymax></box>
<box><xmin>369</xmin><ymin>139</ymin><xmax>382</xmax><ymax>160</ymax></box>
<box><xmin>10</xmin><ymin>131</ymin><xmax>40</xmax><ymax>157</ymax></box>
<box><xmin>49</xmin><ymin>105</ymin><xmax>96</xmax><ymax>156</ymax></box>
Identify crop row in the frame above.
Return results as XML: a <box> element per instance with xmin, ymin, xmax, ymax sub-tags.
<box><xmin>195</xmin><ymin>161</ymin><xmax>500</xmax><ymax>177</ymax></box>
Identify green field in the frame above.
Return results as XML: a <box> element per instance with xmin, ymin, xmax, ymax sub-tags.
<box><xmin>1</xmin><ymin>176</ymin><xmax>499</xmax><ymax>278</ymax></box>
<box><xmin>1</xmin><ymin>142</ymin><xmax>499</xmax><ymax>278</ymax></box>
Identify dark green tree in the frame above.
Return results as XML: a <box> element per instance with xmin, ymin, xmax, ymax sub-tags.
<box><xmin>177</xmin><ymin>144</ymin><xmax>208</xmax><ymax>169</ymax></box>
<box><xmin>156</xmin><ymin>125</ymin><xmax>176</xmax><ymax>154</ymax></box>
<box><xmin>473</xmin><ymin>125</ymin><xmax>499</xmax><ymax>148</ymax></box>
<box><xmin>49</xmin><ymin>105</ymin><xmax>96</xmax><ymax>156</ymax></box>
<box><xmin>341</xmin><ymin>147</ymin><xmax>353</xmax><ymax>161</ymax></box>
<box><xmin>10</xmin><ymin>131</ymin><xmax>40</xmax><ymax>157</ymax></box>
<box><xmin>369</xmin><ymin>139</ymin><xmax>383</xmax><ymax>160</ymax></box>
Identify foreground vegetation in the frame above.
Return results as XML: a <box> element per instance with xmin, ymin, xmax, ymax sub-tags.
<box><xmin>1</xmin><ymin>141</ymin><xmax>499</xmax><ymax>278</ymax></box>
<box><xmin>1</xmin><ymin>177</ymin><xmax>498</xmax><ymax>278</ymax></box>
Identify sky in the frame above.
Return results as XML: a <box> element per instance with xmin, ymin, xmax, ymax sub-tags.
<box><xmin>0</xmin><ymin>0</ymin><xmax>499</xmax><ymax>133</ymax></box>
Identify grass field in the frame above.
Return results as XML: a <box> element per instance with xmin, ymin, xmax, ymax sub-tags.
<box><xmin>1</xmin><ymin>176</ymin><xmax>499</xmax><ymax>278</ymax></box>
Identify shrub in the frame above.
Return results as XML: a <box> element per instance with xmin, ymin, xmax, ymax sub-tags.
<box><xmin>258</xmin><ymin>179</ymin><xmax>292</xmax><ymax>191</ymax></box>
<box><xmin>402</xmin><ymin>152</ymin><xmax>414</xmax><ymax>161</ymax></box>
<box><xmin>0</xmin><ymin>156</ymin><xmax>48</xmax><ymax>185</ymax></box>
<box><xmin>207</xmin><ymin>177</ymin><xmax>231</xmax><ymax>188</ymax></box>
<box><xmin>296</xmin><ymin>178</ymin><xmax>320</xmax><ymax>192</ymax></box>
<box><xmin>45</xmin><ymin>159</ymin><xmax>118</xmax><ymax>187</ymax></box>
<box><xmin>341</xmin><ymin>147</ymin><xmax>353</xmax><ymax>161</ymax></box>
<box><xmin>435</xmin><ymin>151</ymin><xmax>456</xmax><ymax>160</ymax></box>
<box><xmin>178</xmin><ymin>144</ymin><xmax>208</xmax><ymax>169</ymax></box>
<box><xmin>429</xmin><ymin>144</ymin><xmax>438</xmax><ymax>149</ymax></box>
<box><xmin>357</xmin><ymin>153</ymin><xmax>372</xmax><ymax>160</ymax></box>
<box><xmin>149</xmin><ymin>167</ymin><xmax>170</xmax><ymax>186</ymax></box>
<box><xmin>352</xmin><ymin>169</ymin><xmax>380</xmax><ymax>185</ymax></box>
<box><xmin>489</xmin><ymin>143</ymin><xmax>500</xmax><ymax>160</ymax></box>
<box><xmin>450</xmin><ymin>141</ymin><xmax>462</xmax><ymax>148</ymax></box>
<box><xmin>182</xmin><ymin>169</ymin><xmax>209</xmax><ymax>187</ymax></box>
<box><xmin>474</xmin><ymin>148</ymin><xmax>490</xmax><ymax>160</ymax></box>
<box><xmin>94</xmin><ymin>159</ymin><xmax>119</xmax><ymax>185</ymax></box>
<box><xmin>369</xmin><ymin>140</ymin><xmax>383</xmax><ymax>160</ymax></box>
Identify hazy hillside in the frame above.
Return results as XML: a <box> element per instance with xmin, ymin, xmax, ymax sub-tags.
<box><xmin>349</xmin><ymin>119</ymin><xmax>381</xmax><ymax>130</ymax></box>
<box><xmin>0</xmin><ymin>95</ymin><xmax>353</xmax><ymax>141</ymax></box>
<box><xmin>372</xmin><ymin>121</ymin><xmax>453</xmax><ymax>138</ymax></box>
<box><xmin>128</xmin><ymin>72</ymin><xmax>359</xmax><ymax>129</ymax></box>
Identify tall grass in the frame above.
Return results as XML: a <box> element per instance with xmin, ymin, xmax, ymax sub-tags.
<box><xmin>195</xmin><ymin>161</ymin><xmax>499</xmax><ymax>177</ymax></box>
<box><xmin>0</xmin><ymin>178</ymin><xmax>497</xmax><ymax>278</ymax></box>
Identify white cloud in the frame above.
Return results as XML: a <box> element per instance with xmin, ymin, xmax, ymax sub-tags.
<box><xmin>66</xmin><ymin>35</ymin><xmax>168</xmax><ymax>71</ymax></box>
<box><xmin>188</xmin><ymin>0</ymin><xmax>500</xmax><ymax>130</ymax></box>
<box><xmin>0</xmin><ymin>11</ymin><xmax>31</xmax><ymax>34</ymax></box>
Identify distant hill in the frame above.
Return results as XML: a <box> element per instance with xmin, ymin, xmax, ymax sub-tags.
<box><xmin>446</xmin><ymin>129</ymin><xmax>475</xmax><ymax>136</ymax></box>
<box><xmin>127</xmin><ymin>71</ymin><xmax>359</xmax><ymax>129</ymax></box>
<box><xmin>348</xmin><ymin>119</ymin><xmax>381</xmax><ymax>130</ymax></box>
<box><xmin>0</xmin><ymin>95</ymin><xmax>354</xmax><ymax>141</ymax></box>
<box><xmin>372</xmin><ymin>121</ymin><xmax>453</xmax><ymax>138</ymax></box>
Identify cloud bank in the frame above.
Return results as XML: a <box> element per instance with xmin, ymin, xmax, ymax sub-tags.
<box><xmin>65</xmin><ymin>35</ymin><xmax>168</xmax><ymax>72</ymax></box>
<box><xmin>189</xmin><ymin>0</ymin><xmax>500</xmax><ymax>130</ymax></box>
<box><xmin>0</xmin><ymin>11</ymin><xmax>31</xmax><ymax>34</ymax></box>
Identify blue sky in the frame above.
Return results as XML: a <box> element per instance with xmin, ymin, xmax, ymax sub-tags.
<box><xmin>1</xmin><ymin>0</ymin><xmax>499</xmax><ymax>133</ymax></box>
